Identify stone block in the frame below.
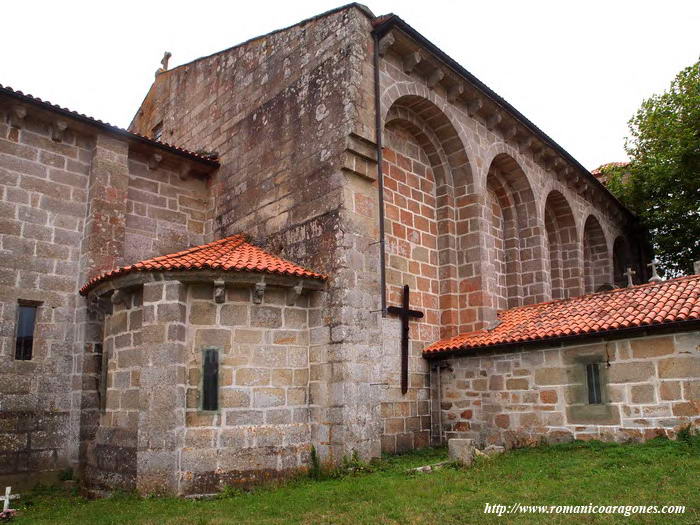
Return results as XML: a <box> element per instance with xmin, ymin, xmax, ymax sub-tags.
<box><xmin>608</xmin><ymin>362</ymin><xmax>654</xmax><ymax>383</ymax></box>
<box><xmin>448</xmin><ymin>438</ymin><xmax>474</xmax><ymax>466</ymax></box>
<box><xmin>534</xmin><ymin>367</ymin><xmax>569</xmax><ymax>386</ymax></box>
<box><xmin>250</xmin><ymin>306</ymin><xmax>282</xmax><ymax>328</ymax></box>
<box><xmin>189</xmin><ymin>302</ymin><xmax>217</xmax><ymax>325</ymax></box>
<box><xmin>220</xmin><ymin>304</ymin><xmax>249</xmax><ymax>326</ymax></box>
<box><xmin>631</xmin><ymin>384</ymin><xmax>655</xmax><ymax>404</ymax></box>
<box><xmin>660</xmin><ymin>381</ymin><xmax>682</xmax><ymax>401</ymax></box>
<box><xmin>252</xmin><ymin>387</ymin><xmax>286</xmax><ymax>408</ymax></box>
<box><xmin>658</xmin><ymin>357</ymin><xmax>700</xmax><ymax>379</ymax></box>
<box><xmin>236</xmin><ymin>368</ymin><xmax>270</xmax><ymax>386</ymax></box>
<box><xmin>630</xmin><ymin>337</ymin><xmax>675</xmax><ymax>359</ymax></box>
<box><xmin>506</xmin><ymin>378</ymin><xmax>528</xmax><ymax>390</ymax></box>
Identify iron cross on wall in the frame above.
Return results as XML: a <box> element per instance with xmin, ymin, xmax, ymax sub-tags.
<box><xmin>387</xmin><ymin>285</ymin><xmax>424</xmax><ymax>395</ymax></box>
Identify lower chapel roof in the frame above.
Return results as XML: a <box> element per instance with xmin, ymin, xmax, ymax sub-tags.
<box><xmin>80</xmin><ymin>235</ymin><xmax>326</xmax><ymax>295</ymax></box>
<box><xmin>424</xmin><ymin>275</ymin><xmax>700</xmax><ymax>357</ymax></box>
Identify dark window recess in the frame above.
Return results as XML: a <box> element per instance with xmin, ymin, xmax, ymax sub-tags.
<box><xmin>152</xmin><ymin>122</ymin><xmax>163</xmax><ymax>141</ymax></box>
<box><xmin>586</xmin><ymin>363</ymin><xmax>602</xmax><ymax>404</ymax></box>
<box><xmin>202</xmin><ymin>349</ymin><xmax>219</xmax><ymax>411</ymax></box>
<box><xmin>15</xmin><ymin>304</ymin><xmax>38</xmax><ymax>360</ymax></box>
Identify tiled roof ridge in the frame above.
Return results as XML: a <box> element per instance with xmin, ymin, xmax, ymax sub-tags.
<box><xmin>503</xmin><ymin>274</ymin><xmax>700</xmax><ymax>314</ymax></box>
<box><xmin>0</xmin><ymin>83</ymin><xmax>219</xmax><ymax>165</ymax></box>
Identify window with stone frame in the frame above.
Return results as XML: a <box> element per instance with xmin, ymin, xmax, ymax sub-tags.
<box><xmin>15</xmin><ymin>301</ymin><xmax>40</xmax><ymax>360</ymax></box>
<box><xmin>151</xmin><ymin>121</ymin><xmax>163</xmax><ymax>141</ymax></box>
<box><xmin>586</xmin><ymin>362</ymin><xmax>603</xmax><ymax>404</ymax></box>
<box><xmin>201</xmin><ymin>348</ymin><xmax>220</xmax><ymax>411</ymax></box>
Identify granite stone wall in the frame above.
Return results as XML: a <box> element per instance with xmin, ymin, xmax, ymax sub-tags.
<box><xmin>180</xmin><ymin>283</ymin><xmax>317</xmax><ymax>495</ymax></box>
<box><xmin>433</xmin><ymin>331</ymin><xmax>700</xmax><ymax>447</ymax></box>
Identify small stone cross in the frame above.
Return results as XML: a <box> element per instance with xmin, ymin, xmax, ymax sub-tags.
<box><xmin>1</xmin><ymin>486</ymin><xmax>19</xmax><ymax>511</ymax></box>
<box><xmin>647</xmin><ymin>259</ymin><xmax>662</xmax><ymax>283</ymax></box>
<box><xmin>624</xmin><ymin>267</ymin><xmax>636</xmax><ymax>287</ymax></box>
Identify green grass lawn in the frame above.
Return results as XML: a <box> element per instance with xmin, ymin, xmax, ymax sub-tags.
<box><xmin>13</xmin><ymin>436</ymin><xmax>700</xmax><ymax>524</ymax></box>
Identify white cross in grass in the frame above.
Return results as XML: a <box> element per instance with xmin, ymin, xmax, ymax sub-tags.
<box><xmin>1</xmin><ymin>486</ymin><xmax>19</xmax><ymax>511</ymax></box>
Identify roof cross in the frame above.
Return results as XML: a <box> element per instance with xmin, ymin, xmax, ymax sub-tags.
<box><xmin>624</xmin><ymin>267</ymin><xmax>636</xmax><ymax>287</ymax></box>
<box><xmin>648</xmin><ymin>259</ymin><xmax>663</xmax><ymax>283</ymax></box>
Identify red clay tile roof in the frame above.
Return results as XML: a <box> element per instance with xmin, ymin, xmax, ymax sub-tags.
<box><xmin>424</xmin><ymin>275</ymin><xmax>700</xmax><ymax>356</ymax></box>
<box><xmin>0</xmin><ymin>83</ymin><xmax>219</xmax><ymax>166</ymax></box>
<box><xmin>80</xmin><ymin>235</ymin><xmax>325</xmax><ymax>295</ymax></box>
<box><xmin>591</xmin><ymin>161</ymin><xmax>629</xmax><ymax>177</ymax></box>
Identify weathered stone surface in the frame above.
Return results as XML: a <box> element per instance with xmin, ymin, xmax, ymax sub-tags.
<box><xmin>448</xmin><ymin>438</ymin><xmax>474</xmax><ymax>466</ymax></box>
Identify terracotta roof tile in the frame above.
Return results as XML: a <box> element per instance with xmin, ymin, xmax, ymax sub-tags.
<box><xmin>424</xmin><ymin>275</ymin><xmax>700</xmax><ymax>356</ymax></box>
<box><xmin>80</xmin><ymin>234</ymin><xmax>325</xmax><ymax>295</ymax></box>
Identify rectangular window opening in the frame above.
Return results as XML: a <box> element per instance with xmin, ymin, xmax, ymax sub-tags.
<box><xmin>151</xmin><ymin>121</ymin><xmax>163</xmax><ymax>141</ymax></box>
<box><xmin>202</xmin><ymin>348</ymin><xmax>219</xmax><ymax>411</ymax></box>
<box><xmin>15</xmin><ymin>302</ymin><xmax>38</xmax><ymax>360</ymax></box>
<box><xmin>586</xmin><ymin>363</ymin><xmax>602</xmax><ymax>405</ymax></box>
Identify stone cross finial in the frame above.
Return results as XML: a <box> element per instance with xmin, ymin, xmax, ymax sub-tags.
<box><xmin>647</xmin><ymin>259</ymin><xmax>662</xmax><ymax>283</ymax></box>
<box><xmin>161</xmin><ymin>51</ymin><xmax>172</xmax><ymax>70</ymax></box>
<box><xmin>624</xmin><ymin>267</ymin><xmax>636</xmax><ymax>287</ymax></box>
<box><xmin>155</xmin><ymin>51</ymin><xmax>172</xmax><ymax>77</ymax></box>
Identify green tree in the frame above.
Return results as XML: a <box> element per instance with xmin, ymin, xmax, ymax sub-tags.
<box><xmin>604</xmin><ymin>59</ymin><xmax>700</xmax><ymax>276</ymax></box>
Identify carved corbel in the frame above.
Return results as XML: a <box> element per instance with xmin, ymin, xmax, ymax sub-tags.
<box><xmin>148</xmin><ymin>153</ymin><xmax>163</xmax><ymax>170</ymax></box>
<box><xmin>466</xmin><ymin>96</ymin><xmax>483</xmax><ymax>117</ymax></box>
<box><xmin>50</xmin><ymin>120</ymin><xmax>68</xmax><ymax>142</ymax></box>
<box><xmin>9</xmin><ymin>105</ymin><xmax>27</xmax><ymax>128</ymax></box>
<box><xmin>213</xmin><ymin>280</ymin><xmax>225</xmax><ymax>304</ymax></box>
<box><xmin>427</xmin><ymin>68</ymin><xmax>445</xmax><ymax>89</ymax></box>
<box><xmin>485</xmin><ymin>112</ymin><xmax>502</xmax><ymax>131</ymax></box>
<box><xmin>377</xmin><ymin>32</ymin><xmax>395</xmax><ymax>57</ymax></box>
<box><xmin>447</xmin><ymin>83</ymin><xmax>464</xmax><ymax>103</ymax></box>
<box><xmin>286</xmin><ymin>281</ymin><xmax>304</xmax><ymax>306</ymax></box>
<box><xmin>517</xmin><ymin>136</ymin><xmax>534</xmax><ymax>155</ymax></box>
<box><xmin>402</xmin><ymin>51</ymin><xmax>423</xmax><ymax>74</ymax></box>
<box><xmin>502</xmin><ymin>124</ymin><xmax>517</xmax><ymax>141</ymax></box>
<box><xmin>253</xmin><ymin>281</ymin><xmax>266</xmax><ymax>305</ymax></box>
<box><xmin>111</xmin><ymin>289</ymin><xmax>131</xmax><ymax>308</ymax></box>
<box><xmin>179</xmin><ymin>163</ymin><xmax>192</xmax><ymax>181</ymax></box>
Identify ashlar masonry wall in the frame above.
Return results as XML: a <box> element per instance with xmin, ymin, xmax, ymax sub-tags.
<box><xmin>434</xmin><ymin>331</ymin><xmax>700</xmax><ymax>447</ymax></box>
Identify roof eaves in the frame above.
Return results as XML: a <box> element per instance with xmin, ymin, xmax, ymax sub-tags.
<box><xmin>372</xmin><ymin>15</ymin><xmax>635</xmax><ymax>220</ymax></box>
<box><xmin>0</xmin><ymin>84</ymin><xmax>219</xmax><ymax>168</ymax></box>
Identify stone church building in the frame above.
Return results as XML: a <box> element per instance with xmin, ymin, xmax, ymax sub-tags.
<box><xmin>1</xmin><ymin>3</ymin><xmax>699</xmax><ymax>496</ymax></box>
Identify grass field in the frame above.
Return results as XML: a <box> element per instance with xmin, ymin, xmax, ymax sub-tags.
<box><xmin>12</xmin><ymin>435</ymin><xmax>700</xmax><ymax>524</ymax></box>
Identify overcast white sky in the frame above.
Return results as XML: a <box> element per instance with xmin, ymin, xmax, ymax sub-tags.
<box><xmin>2</xmin><ymin>1</ymin><xmax>698</xmax><ymax>170</ymax></box>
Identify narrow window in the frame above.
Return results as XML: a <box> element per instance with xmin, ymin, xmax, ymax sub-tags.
<box><xmin>586</xmin><ymin>363</ymin><xmax>602</xmax><ymax>404</ymax></box>
<box><xmin>151</xmin><ymin>121</ymin><xmax>163</xmax><ymax>141</ymax></box>
<box><xmin>202</xmin><ymin>349</ymin><xmax>219</xmax><ymax>411</ymax></box>
<box><xmin>15</xmin><ymin>303</ymin><xmax>38</xmax><ymax>360</ymax></box>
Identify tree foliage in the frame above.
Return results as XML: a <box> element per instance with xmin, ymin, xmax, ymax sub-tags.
<box><xmin>603</xmin><ymin>59</ymin><xmax>700</xmax><ymax>276</ymax></box>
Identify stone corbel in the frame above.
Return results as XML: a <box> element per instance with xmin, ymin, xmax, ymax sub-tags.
<box><xmin>9</xmin><ymin>105</ymin><xmax>27</xmax><ymax>128</ymax></box>
<box><xmin>50</xmin><ymin>120</ymin><xmax>68</xmax><ymax>142</ymax></box>
<box><xmin>447</xmin><ymin>83</ymin><xmax>464</xmax><ymax>103</ymax></box>
<box><xmin>402</xmin><ymin>51</ymin><xmax>422</xmax><ymax>74</ymax></box>
<box><xmin>179</xmin><ymin>163</ymin><xmax>192</xmax><ymax>181</ymax></box>
<box><xmin>502</xmin><ymin>124</ymin><xmax>517</xmax><ymax>142</ymax></box>
<box><xmin>427</xmin><ymin>68</ymin><xmax>445</xmax><ymax>89</ymax></box>
<box><xmin>148</xmin><ymin>153</ymin><xmax>163</xmax><ymax>170</ymax></box>
<box><xmin>286</xmin><ymin>281</ymin><xmax>304</xmax><ymax>306</ymax></box>
<box><xmin>111</xmin><ymin>289</ymin><xmax>131</xmax><ymax>308</ymax></box>
<box><xmin>517</xmin><ymin>136</ymin><xmax>534</xmax><ymax>155</ymax></box>
<box><xmin>485</xmin><ymin>112</ymin><xmax>502</xmax><ymax>131</ymax></box>
<box><xmin>377</xmin><ymin>32</ymin><xmax>395</xmax><ymax>57</ymax></box>
<box><xmin>253</xmin><ymin>281</ymin><xmax>266</xmax><ymax>305</ymax></box>
<box><xmin>213</xmin><ymin>280</ymin><xmax>225</xmax><ymax>304</ymax></box>
<box><xmin>466</xmin><ymin>96</ymin><xmax>483</xmax><ymax>117</ymax></box>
